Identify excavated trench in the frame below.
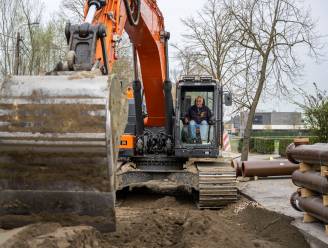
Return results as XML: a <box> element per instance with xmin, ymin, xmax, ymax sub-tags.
<box><xmin>0</xmin><ymin>189</ymin><xmax>309</xmax><ymax>248</ymax></box>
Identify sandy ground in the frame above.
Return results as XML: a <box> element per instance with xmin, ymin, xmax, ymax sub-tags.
<box><xmin>0</xmin><ymin>191</ymin><xmax>309</xmax><ymax>248</ymax></box>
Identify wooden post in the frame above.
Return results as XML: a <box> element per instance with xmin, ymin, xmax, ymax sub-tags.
<box><xmin>321</xmin><ymin>166</ymin><xmax>328</xmax><ymax>177</ymax></box>
<box><xmin>299</xmin><ymin>163</ymin><xmax>312</xmax><ymax>173</ymax></box>
<box><xmin>301</xmin><ymin>188</ymin><xmax>314</xmax><ymax>198</ymax></box>
<box><xmin>303</xmin><ymin>213</ymin><xmax>316</xmax><ymax>223</ymax></box>
<box><xmin>323</xmin><ymin>195</ymin><xmax>328</xmax><ymax>207</ymax></box>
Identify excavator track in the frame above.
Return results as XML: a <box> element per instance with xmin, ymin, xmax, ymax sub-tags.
<box><xmin>197</xmin><ymin>161</ymin><xmax>237</xmax><ymax>209</ymax></box>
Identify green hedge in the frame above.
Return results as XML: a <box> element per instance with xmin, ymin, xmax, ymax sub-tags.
<box><xmin>237</xmin><ymin>138</ymin><xmax>243</xmax><ymax>153</ymax></box>
<box><xmin>237</xmin><ymin>138</ymin><xmax>273</xmax><ymax>154</ymax></box>
<box><xmin>253</xmin><ymin>138</ymin><xmax>275</xmax><ymax>154</ymax></box>
<box><xmin>251</xmin><ymin>130</ymin><xmax>311</xmax><ymax>137</ymax></box>
<box><xmin>233</xmin><ymin>136</ymin><xmax>319</xmax><ymax>155</ymax></box>
<box><xmin>309</xmin><ymin>136</ymin><xmax>320</xmax><ymax>144</ymax></box>
<box><xmin>278</xmin><ymin>138</ymin><xmax>294</xmax><ymax>157</ymax></box>
<box><xmin>237</xmin><ymin>138</ymin><xmax>255</xmax><ymax>153</ymax></box>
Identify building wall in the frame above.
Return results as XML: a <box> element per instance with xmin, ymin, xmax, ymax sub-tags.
<box><xmin>271</xmin><ymin>112</ymin><xmax>302</xmax><ymax>126</ymax></box>
<box><xmin>227</xmin><ymin>111</ymin><xmax>306</xmax><ymax>136</ymax></box>
<box><xmin>253</xmin><ymin>113</ymin><xmax>271</xmax><ymax>125</ymax></box>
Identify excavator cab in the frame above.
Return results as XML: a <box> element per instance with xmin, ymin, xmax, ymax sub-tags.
<box><xmin>174</xmin><ymin>76</ymin><xmax>224</xmax><ymax>158</ymax></box>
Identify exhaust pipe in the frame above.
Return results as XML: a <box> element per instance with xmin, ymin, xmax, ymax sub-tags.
<box><xmin>241</xmin><ymin>160</ymin><xmax>299</xmax><ymax>177</ymax></box>
<box><xmin>292</xmin><ymin>170</ymin><xmax>328</xmax><ymax>195</ymax></box>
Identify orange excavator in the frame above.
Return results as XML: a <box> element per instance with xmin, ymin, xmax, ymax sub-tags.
<box><xmin>0</xmin><ymin>0</ymin><xmax>236</xmax><ymax>232</ymax></box>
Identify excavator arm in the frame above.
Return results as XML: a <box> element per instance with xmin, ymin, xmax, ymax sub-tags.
<box><xmin>66</xmin><ymin>0</ymin><xmax>172</xmax><ymax>127</ymax></box>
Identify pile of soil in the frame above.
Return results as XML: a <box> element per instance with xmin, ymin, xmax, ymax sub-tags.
<box><xmin>104</xmin><ymin>194</ymin><xmax>308</xmax><ymax>248</ymax></box>
<box><xmin>0</xmin><ymin>194</ymin><xmax>309</xmax><ymax>248</ymax></box>
<box><xmin>0</xmin><ymin>223</ymin><xmax>103</xmax><ymax>248</ymax></box>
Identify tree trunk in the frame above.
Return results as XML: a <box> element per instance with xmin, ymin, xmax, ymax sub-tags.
<box><xmin>241</xmin><ymin>110</ymin><xmax>253</xmax><ymax>161</ymax></box>
<box><xmin>241</xmin><ymin>56</ymin><xmax>269</xmax><ymax>161</ymax></box>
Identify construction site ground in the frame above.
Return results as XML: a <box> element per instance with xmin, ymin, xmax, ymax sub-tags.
<box><xmin>241</xmin><ymin>177</ymin><xmax>328</xmax><ymax>248</ymax></box>
<box><xmin>0</xmin><ymin>154</ymin><xmax>324</xmax><ymax>248</ymax></box>
<box><xmin>0</xmin><ymin>190</ymin><xmax>309</xmax><ymax>248</ymax></box>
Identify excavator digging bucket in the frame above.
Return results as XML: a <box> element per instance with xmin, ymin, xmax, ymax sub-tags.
<box><xmin>0</xmin><ymin>75</ymin><xmax>120</xmax><ymax>232</ymax></box>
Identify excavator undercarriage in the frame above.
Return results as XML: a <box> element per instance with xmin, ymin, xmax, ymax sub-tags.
<box><xmin>116</xmin><ymin>157</ymin><xmax>237</xmax><ymax>209</ymax></box>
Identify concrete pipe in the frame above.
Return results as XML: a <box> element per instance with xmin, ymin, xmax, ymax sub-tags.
<box><xmin>242</xmin><ymin>160</ymin><xmax>299</xmax><ymax>177</ymax></box>
<box><xmin>291</xmin><ymin>193</ymin><xmax>328</xmax><ymax>224</ymax></box>
<box><xmin>286</xmin><ymin>143</ymin><xmax>328</xmax><ymax>165</ymax></box>
<box><xmin>292</xmin><ymin>170</ymin><xmax>328</xmax><ymax>195</ymax></box>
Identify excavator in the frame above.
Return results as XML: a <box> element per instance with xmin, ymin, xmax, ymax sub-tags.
<box><xmin>0</xmin><ymin>0</ymin><xmax>236</xmax><ymax>232</ymax></box>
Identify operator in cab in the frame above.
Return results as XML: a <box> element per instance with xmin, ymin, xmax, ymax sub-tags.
<box><xmin>185</xmin><ymin>96</ymin><xmax>212</xmax><ymax>144</ymax></box>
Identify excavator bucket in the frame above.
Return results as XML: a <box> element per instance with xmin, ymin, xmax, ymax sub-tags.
<box><xmin>0</xmin><ymin>75</ymin><xmax>120</xmax><ymax>232</ymax></box>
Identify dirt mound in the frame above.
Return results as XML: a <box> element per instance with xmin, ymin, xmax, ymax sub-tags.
<box><xmin>180</xmin><ymin>200</ymin><xmax>307</xmax><ymax>248</ymax></box>
<box><xmin>103</xmin><ymin>195</ymin><xmax>308</xmax><ymax>248</ymax></box>
<box><xmin>0</xmin><ymin>223</ymin><xmax>106</xmax><ymax>248</ymax></box>
<box><xmin>0</xmin><ymin>196</ymin><xmax>309</xmax><ymax>248</ymax></box>
<box><xmin>105</xmin><ymin>207</ymin><xmax>186</xmax><ymax>248</ymax></box>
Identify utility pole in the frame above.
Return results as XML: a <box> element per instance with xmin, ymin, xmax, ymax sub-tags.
<box><xmin>14</xmin><ymin>32</ymin><xmax>21</xmax><ymax>75</ymax></box>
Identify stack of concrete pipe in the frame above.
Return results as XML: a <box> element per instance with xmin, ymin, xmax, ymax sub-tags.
<box><xmin>231</xmin><ymin>159</ymin><xmax>299</xmax><ymax>178</ymax></box>
<box><xmin>288</xmin><ymin>142</ymin><xmax>328</xmax><ymax>229</ymax></box>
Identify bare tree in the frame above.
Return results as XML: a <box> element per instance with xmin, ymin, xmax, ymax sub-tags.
<box><xmin>175</xmin><ymin>0</ymin><xmax>241</xmax><ymax>86</ymax></box>
<box><xmin>172</xmin><ymin>45</ymin><xmax>206</xmax><ymax>79</ymax></box>
<box><xmin>59</xmin><ymin>0</ymin><xmax>85</xmax><ymax>23</ymax></box>
<box><xmin>30</xmin><ymin>17</ymin><xmax>68</xmax><ymax>74</ymax></box>
<box><xmin>226</xmin><ymin>0</ymin><xmax>322</xmax><ymax>161</ymax></box>
<box><xmin>0</xmin><ymin>0</ymin><xmax>20</xmax><ymax>75</ymax></box>
<box><xmin>18</xmin><ymin>0</ymin><xmax>44</xmax><ymax>75</ymax></box>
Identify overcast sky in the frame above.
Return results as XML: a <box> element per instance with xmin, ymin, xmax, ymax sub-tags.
<box><xmin>45</xmin><ymin>0</ymin><xmax>328</xmax><ymax>111</ymax></box>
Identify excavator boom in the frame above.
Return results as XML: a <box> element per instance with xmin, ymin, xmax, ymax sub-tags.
<box><xmin>79</xmin><ymin>0</ymin><xmax>169</xmax><ymax>127</ymax></box>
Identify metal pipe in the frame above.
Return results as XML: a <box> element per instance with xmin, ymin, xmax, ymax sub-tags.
<box><xmin>292</xmin><ymin>170</ymin><xmax>328</xmax><ymax>195</ymax></box>
<box><xmin>133</xmin><ymin>45</ymin><xmax>139</xmax><ymax>81</ymax></box>
<box><xmin>287</xmin><ymin>143</ymin><xmax>328</xmax><ymax>165</ymax></box>
<box><xmin>85</xmin><ymin>4</ymin><xmax>97</xmax><ymax>24</ymax></box>
<box><xmin>242</xmin><ymin>160</ymin><xmax>299</xmax><ymax>177</ymax></box>
<box><xmin>99</xmin><ymin>26</ymin><xmax>108</xmax><ymax>75</ymax></box>
<box><xmin>291</xmin><ymin>193</ymin><xmax>328</xmax><ymax>224</ymax></box>
<box><xmin>132</xmin><ymin>45</ymin><xmax>144</xmax><ymax>136</ymax></box>
<box><xmin>162</xmin><ymin>31</ymin><xmax>174</xmax><ymax>137</ymax></box>
<box><xmin>231</xmin><ymin>159</ymin><xmax>242</xmax><ymax>177</ymax></box>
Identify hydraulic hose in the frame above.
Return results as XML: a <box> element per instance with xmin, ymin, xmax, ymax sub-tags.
<box><xmin>123</xmin><ymin>0</ymin><xmax>141</xmax><ymax>26</ymax></box>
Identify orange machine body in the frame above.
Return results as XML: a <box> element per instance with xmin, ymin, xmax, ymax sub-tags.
<box><xmin>119</xmin><ymin>134</ymin><xmax>136</xmax><ymax>149</ymax></box>
<box><xmin>84</xmin><ymin>0</ymin><xmax>167</xmax><ymax>127</ymax></box>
